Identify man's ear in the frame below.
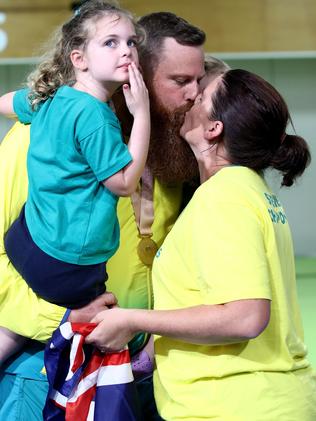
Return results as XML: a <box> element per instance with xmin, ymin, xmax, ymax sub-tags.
<box><xmin>204</xmin><ymin>120</ymin><xmax>223</xmax><ymax>140</ymax></box>
<box><xmin>70</xmin><ymin>49</ymin><xmax>87</xmax><ymax>71</ymax></box>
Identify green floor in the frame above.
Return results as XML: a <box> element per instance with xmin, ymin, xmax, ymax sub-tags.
<box><xmin>295</xmin><ymin>257</ymin><xmax>316</xmax><ymax>368</ymax></box>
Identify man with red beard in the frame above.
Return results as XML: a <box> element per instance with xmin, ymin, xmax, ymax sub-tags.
<box><xmin>0</xmin><ymin>11</ymin><xmax>205</xmax><ymax>421</ymax></box>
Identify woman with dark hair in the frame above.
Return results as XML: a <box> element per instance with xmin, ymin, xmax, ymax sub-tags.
<box><xmin>86</xmin><ymin>69</ymin><xmax>316</xmax><ymax>420</ymax></box>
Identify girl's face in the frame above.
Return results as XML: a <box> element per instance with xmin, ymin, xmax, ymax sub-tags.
<box><xmin>180</xmin><ymin>74</ymin><xmax>222</xmax><ymax>146</ymax></box>
<box><xmin>77</xmin><ymin>14</ymin><xmax>139</xmax><ymax>88</ymax></box>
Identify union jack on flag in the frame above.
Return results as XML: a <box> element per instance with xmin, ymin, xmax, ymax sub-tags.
<box><xmin>43</xmin><ymin>322</ymin><xmax>141</xmax><ymax>421</ymax></box>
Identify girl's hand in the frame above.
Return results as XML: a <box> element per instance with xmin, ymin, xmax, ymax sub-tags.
<box><xmin>122</xmin><ymin>62</ymin><xmax>149</xmax><ymax>118</ymax></box>
<box><xmin>85</xmin><ymin>307</ymin><xmax>135</xmax><ymax>352</ymax></box>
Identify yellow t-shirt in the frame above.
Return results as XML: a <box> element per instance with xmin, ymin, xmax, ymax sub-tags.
<box><xmin>153</xmin><ymin>166</ymin><xmax>315</xmax><ymax>420</ymax></box>
<box><xmin>0</xmin><ymin>122</ymin><xmax>182</xmax><ymax>342</ymax></box>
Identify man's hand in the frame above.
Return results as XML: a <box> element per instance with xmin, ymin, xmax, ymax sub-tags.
<box><xmin>68</xmin><ymin>292</ymin><xmax>117</xmax><ymax>323</ymax></box>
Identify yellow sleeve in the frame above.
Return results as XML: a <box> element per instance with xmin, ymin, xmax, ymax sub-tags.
<box><xmin>0</xmin><ymin>122</ymin><xmax>65</xmax><ymax>342</ymax></box>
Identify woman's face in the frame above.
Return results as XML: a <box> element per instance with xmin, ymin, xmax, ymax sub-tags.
<box><xmin>180</xmin><ymin>74</ymin><xmax>222</xmax><ymax>145</ymax></box>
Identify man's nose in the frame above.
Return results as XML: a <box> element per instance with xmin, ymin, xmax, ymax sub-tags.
<box><xmin>184</xmin><ymin>81</ymin><xmax>199</xmax><ymax>102</ymax></box>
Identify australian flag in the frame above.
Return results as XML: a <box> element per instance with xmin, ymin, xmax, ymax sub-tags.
<box><xmin>43</xmin><ymin>322</ymin><xmax>141</xmax><ymax>421</ymax></box>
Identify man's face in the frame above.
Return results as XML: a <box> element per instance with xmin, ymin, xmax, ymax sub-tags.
<box><xmin>180</xmin><ymin>75</ymin><xmax>222</xmax><ymax>145</ymax></box>
<box><xmin>144</xmin><ymin>38</ymin><xmax>205</xmax><ymax>184</ymax></box>
<box><xmin>151</xmin><ymin>37</ymin><xmax>205</xmax><ymax>112</ymax></box>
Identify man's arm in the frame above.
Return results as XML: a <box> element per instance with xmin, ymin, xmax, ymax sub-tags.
<box><xmin>0</xmin><ymin>123</ymin><xmax>117</xmax><ymax>343</ymax></box>
<box><xmin>0</xmin><ymin>122</ymin><xmax>66</xmax><ymax>341</ymax></box>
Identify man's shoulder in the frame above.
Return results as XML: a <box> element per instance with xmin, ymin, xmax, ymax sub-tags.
<box><xmin>0</xmin><ymin>122</ymin><xmax>30</xmax><ymax>157</ymax></box>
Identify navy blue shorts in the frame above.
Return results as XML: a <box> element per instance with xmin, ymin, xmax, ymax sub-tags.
<box><xmin>4</xmin><ymin>206</ymin><xmax>107</xmax><ymax>309</ymax></box>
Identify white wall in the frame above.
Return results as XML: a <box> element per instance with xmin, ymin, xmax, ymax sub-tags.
<box><xmin>0</xmin><ymin>58</ymin><xmax>315</xmax><ymax>256</ymax></box>
<box><xmin>0</xmin><ymin>63</ymin><xmax>33</xmax><ymax>135</ymax></box>
<box><xmin>223</xmin><ymin>58</ymin><xmax>316</xmax><ymax>257</ymax></box>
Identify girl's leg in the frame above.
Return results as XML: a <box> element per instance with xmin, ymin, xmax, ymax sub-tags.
<box><xmin>5</xmin><ymin>206</ymin><xmax>107</xmax><ymax>308</ymax></box>
<box><xmin>0</xmin><ymin>327</ymin><xmax>27</xmax><ymax>366</ymax></box>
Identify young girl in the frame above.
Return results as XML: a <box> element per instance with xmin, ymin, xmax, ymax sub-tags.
<box><xmin>0</xmin><ymin>0</ymin><xmax>150</xmax><ymax>363</ymax></box>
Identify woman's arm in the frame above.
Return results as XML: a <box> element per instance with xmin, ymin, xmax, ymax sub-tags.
<box><xmin>85</xmin><ymin>298</ymin><xmax>270</xmax><ymax>352</ymax></box>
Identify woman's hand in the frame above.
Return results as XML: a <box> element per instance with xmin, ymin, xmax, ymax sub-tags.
<box><xmin>85</xmin><ymin>307</ymin><xmax>135</xmax><ymax>352</ymax></box>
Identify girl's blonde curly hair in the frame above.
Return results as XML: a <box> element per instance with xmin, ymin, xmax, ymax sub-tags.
<box><xmin>27</xmin><ymin>0</ymin><xmax>144</xmax><ymax>109</ymax></box>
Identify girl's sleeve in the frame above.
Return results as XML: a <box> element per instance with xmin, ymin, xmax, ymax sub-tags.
<box><xmin>13</xmin><ymin>88</ymin><xmax>34</xmax><ymax>124</ymax></box>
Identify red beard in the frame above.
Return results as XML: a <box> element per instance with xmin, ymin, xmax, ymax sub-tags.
<box><xmin>147</xmin><ymin>94</ymin><xmax>199</xmax><ymax>184</ymax></box>
<box><xmin>112</xmin><ymin>87</ymin><xmax>199</xmax><ymax>185</ymax></box>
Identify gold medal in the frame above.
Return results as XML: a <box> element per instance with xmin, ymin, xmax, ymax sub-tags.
<box><xmin>137</xmin><ymin>237</ymin><xmax>158</xmax><ymax>266</ymax></box>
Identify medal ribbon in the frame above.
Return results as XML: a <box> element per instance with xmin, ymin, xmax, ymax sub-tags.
<box><xmin>131</xmin><ymin>166</ymin><xmax>155</xmax><ymax>238</ymax></box>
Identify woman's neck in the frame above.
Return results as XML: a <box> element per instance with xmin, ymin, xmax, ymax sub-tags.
<box><xmin>192</xmin><ymin>142</ymin><xmax>231</xmax><ymax>183</ymax></box>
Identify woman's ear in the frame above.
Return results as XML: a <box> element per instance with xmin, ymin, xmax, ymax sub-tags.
<box><xmin>70</xmin><ymin>49</ymin><xmax>87</xmax><ymax>71</ymax></box>
<box><xmin>204</xmin><ymin>120</ymin><xmax>223</xmax><ymax>140</ymax></box>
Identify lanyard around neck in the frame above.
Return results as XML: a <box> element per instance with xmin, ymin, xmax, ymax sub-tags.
<box><xmin>131</xmin><ymin>166</ymin><xmax>158</xmax><ymax>266</ymax></box>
